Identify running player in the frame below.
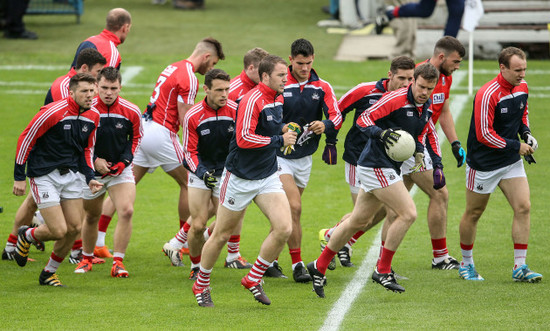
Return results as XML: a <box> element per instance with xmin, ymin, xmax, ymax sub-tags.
<box><xmin>274</xmin><ymin>38</ymin><xmax>342</xmax><ymax>282</ymax></box>
<box><xmin>12</xmin><ymin>73</ymin><xmax>103</xmax><ymax>287</ymax></box>
<box><xmin>458</xmin><ymin>47</ymin><xmax>542</xmax><ymax>283</ymax></box>
<box><xmin>192</xmin><ymin>55</ymin><xmax>297</xmax><ymax>307</ymax></box>
<box><xmin>307</xmin><ymin>63</ymin><xmax>442</xmax><ymax>296</ymax></box>
<box><xmin>73</xmin><ymin>67</ymin><xmax>142</xmax><ymax>278</ymax></box>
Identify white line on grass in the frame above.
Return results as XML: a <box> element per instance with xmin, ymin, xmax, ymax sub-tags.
<box><xmin>0</xmin><ymin>65</ymin><xmax>67</xmax><ymax>70</ymax></box>
<box><xmin>320</xmin><ymin>71</ymin><xmax>468</xmax><ymax>331</ymax></box>
<box><xmin>121</xmin><ymin>66</ymin><xmax>142</xmax><ymax>86</ymax></box>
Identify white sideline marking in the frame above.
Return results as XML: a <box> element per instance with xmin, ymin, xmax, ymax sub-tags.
<box><xmin>320</xmin><ymin>71</ymin><xmax>468</xmax><ymax>331</ymax></box>
<box><xmin>0</xmin><ymin>65</ymin><xmax>67</xmax><ymax>70</ymax></box>
<box><xmin>121</xmin><ymin>66</ymin><xmax>142</xmax><ymax>86</ymax></box>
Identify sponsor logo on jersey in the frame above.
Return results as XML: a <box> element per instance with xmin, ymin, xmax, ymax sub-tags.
<box><xmin>266</xmin><ymin>115</ymin><xmax>273</xmax><ymax>121</ymax></box>
<box><xmin>369</xmin><ymin>99</ymin><xmax>377</xmax><ymax>104</ymax></box>
<box><xmin>407</xmin><ymin>111</ymin><xmax>414</xmax><ymax>117</ymax></box>
<box><xmin>116</xmin><ymin>122</ymin><xmax>123</xmax><ymax>129</ymax></box>
<box><xmin>312</xmin><ymin>93</ymin><xmax>320</xmax><ymax>101</ymax></box>
<box><xmin>501</xmin><ymin>107</ymin><xmax>508</xmax><ymax>114</ymax></box>
<box><xmin>64</xmin><ymin>124</ymin><xmax>71</xmax><ymax>130</ymax></box>
<box><xmin>432</xmin><ymin>93</ymin><xmax>445</xmax><ymax>104</ymax></box>
<box><xmin>283</xmin><ymin>92</ymin><xmax>292</xmax><ymax>98</ymax></box>
<box><xmin>200</xmin><ymin>129</ymin><xmax>211</xmax><ymax>136</ymax></box>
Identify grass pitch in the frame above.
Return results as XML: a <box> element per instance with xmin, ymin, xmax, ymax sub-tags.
<box><xmin>1</xmin><ymin>0</ymin><xmax>549</xmax><ymax>329</ymax></box>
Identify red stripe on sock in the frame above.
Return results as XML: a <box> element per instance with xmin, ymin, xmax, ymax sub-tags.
<box><xmin>514</xmin><ymin>243</ymin><xmax>528</xmax><ymax>250</ymax></box>
<box><xmin>50</xmin><ymin>252</ymin><xmax>64</xmax><ymax>263</ymax></box>
<box><xmin>98</xmin><ymin>215</ymin><xmax>112</xmax><ymax>232</ymax></box>
<box><xmin>317</xmin><ymin>246</ymin><xmax>337</xmax><ymax>274</ymax></box>
<box><xmin>183</xmin><ymin>221</ymin><xmax>191</xmax><ymax>233</ymax></box>
<box><xmin>289</xmin><ymin>248</ymin><xmax>302</xmax><ymax>265</ymax></box>
<box><xmin>8</xmin><ymin>234</ymin><xmax>17</xmax><ymax>244</ymax></box>
<box><xmin>460</xmin><ymin>242</ymin><xmax>474</xmax><ymax>250</ymax></box>
<box><xmin>190</xmin><ymin>255</ymin><xmax>201</xmax><ymax>265</ymax></box>
<box><xmin>72</xmin><ymin>239</ymin><xmax>82</xmax><ymax>250</ymax></box>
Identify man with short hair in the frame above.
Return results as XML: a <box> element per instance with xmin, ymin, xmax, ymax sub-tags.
<box><xmin>95</xmin><ymin>37</ymin><xmax>224</xmax><ymax>262</ymax></box>
<box><xmin>458</xmin><ymin>47</ymin><xmax>542</xmax><ymax>283</ymax></box>
<box><xmin>274</xmin><ymin>38</ymin><xmax>342</xmax><ymax>282</ymax></box>
<box><xmin>45</xmin><ymin>48</ymin><xmax>107</xmax><ymax>105</ymax></box>
<box><xmin>179</xmin><ymin>68</ymin><xmax>244</xmax><ymax>279</ymax></box>
<box><xmin>229</xmin><ymin>47</ymin><xmax>269</xmax><ymax>104</ymax></box>
<box><xmin>307</xmin><ymin>63</ymin><xmax>442</xmax><ymax>296</ymax></box>
<box><xmin>191</xmin><ymin>55</ymin><xmax>297</xmax><ymax>307</ymax></box>
<box><xmin>2</xmin><ymin>48</ymin><xmax>106</xmax><ymax>263</ymax></box>
<box><xmin>73</xmin><ymin>67</ymin><xmax>142</xmax><ymax>278</ymax></box>
<box><xmin>12</xmin><ymin>73</ymin><xmax>103</xmax><ymax>287</ymax></box>
<box><xmin>319</xmin><ymin>56</ymin><xmax>416</xmax><ymax>269</ymax></box>
<box><xmin>71</xmin><ymin>8</ymin><xmax>132</xmax><ymax>70</ymax></box>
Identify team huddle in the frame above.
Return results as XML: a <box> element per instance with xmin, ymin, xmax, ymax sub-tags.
<box><xmin>6</xmin><ymin>7</ymin><xmax>542</xmax><ymax>307</ymax></box>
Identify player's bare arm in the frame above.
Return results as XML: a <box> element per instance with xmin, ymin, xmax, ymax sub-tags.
<box><xmin>438</xmin><ymin>100</ymin><xmax>459</xmax><ymax>142</ymax></box>
<box><xmin>177</xmin><ymin>101</ymin><xmax>194</xmax><ymax>128</ymax></box>
<box><xmin>13</xmin><ymin>180</ymin><xmax>26</xmax><ymax>196</ymax></box>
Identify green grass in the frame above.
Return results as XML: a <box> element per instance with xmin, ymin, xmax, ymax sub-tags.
<box><xmin>1</xmin><ymin>0</ymin><xmax>549</xmax><ymax>329</ymax></box>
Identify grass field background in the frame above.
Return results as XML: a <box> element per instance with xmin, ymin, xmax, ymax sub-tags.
<box><xmin>1</xmin><ymin>0</ymin><xmax>549</xmax><ymax>329</ymax></box>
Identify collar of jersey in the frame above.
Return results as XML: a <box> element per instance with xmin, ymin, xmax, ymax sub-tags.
<box><xmin>100</xmin><ymin>29</ymin><xmax>121</xmax><ymax>46</ymax></box>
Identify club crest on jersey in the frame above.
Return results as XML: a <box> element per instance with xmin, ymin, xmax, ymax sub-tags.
<box><xmin>82</xmin><ymin>125</ymin><xmax>89</xmax><ymax>133</ymax></box>
<box><xmin>369</xmin><ymin>99</ymin><xmax>377</xmax><ymax>104</ymax></box>
<box><xmin>432</xmin><ymin>93</ymin><xmax>445</xmax><ymax>104</ymax></box>
<box><xmin>389</xmin><ymin>174</ymin><xmax>395</xmax><ymax>180</ymax></box>
<box><xmin>42</xmin><ymin>192</ymin><xmax>49</xmax><ymax>199</ymax></box>
<box><xmin>520</xmin><ymin>102</ymin><xmax>524</xmax><ymax>109</ymax></box>
<box><xmin>64</xmin><ymin>124</ymin><xmax>71</xmax><ymax>130</ymax></box>
<box><xmin>407</xmin><ymin>111</ymin><xmax>414</xmax><ymax>117</ymax></box>
<box><xmin>476</xmin><ymin>183</ymin><xmax>484</xmax><ymax>191</ymax></box>
<box><xmin>312</xmin><ymin>93</ymin><xmax>320</xmax><ymax>101</ymax></box>
<box><xmin>228</xmin><ymin>124</ymin><xmax>234</xmax><ymax>132</ymax></box>
<box><xmin>266</xmin><ymin>115</ymin><xmax>273</xmax><ymax>121</ymax></box>
<box><xmin>228</xmin><ymin>197</ymin><xmax>235</xmax><ymax>205</ymax></box>
<box><xmin>283</xmin><ymin>92</ymin><xmax>292</xmax><ymax>98</ymax></box>
<box><xmin>189</xmin><ymin>177</ymin><xmax>194</xmax><ymax>184</ymax></box>
<box><xmin>200</xmin><ymin>129</ymin><xmax>211</xmax><ymax>136</ymax></box>
<box><xmin>116</xmin><ymin>122</ymin><xmax>123</xmax><ymax>129</ymax></box>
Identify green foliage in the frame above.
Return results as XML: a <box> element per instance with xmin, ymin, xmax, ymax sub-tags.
<box><xmin>1</xmin><ymin>0</ymin><xmax>549</xmax><ymax>329</ymax></box>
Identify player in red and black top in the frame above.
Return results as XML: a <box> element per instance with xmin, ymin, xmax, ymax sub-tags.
<box><xmin>73</xmin><ymin>67</ymin><xmax>142</xmax><ymax>278</ymax></box>
<box><xmin>307</xmin><ymin>63</ymin><xmax>442</xmax><ymax>296</ymax></box>
<box><xmin>45</xmin><ymin>48</ymin><xmax>106</xmax><ymax>105</ymax></box>
<box><xmin>396</xmin><ymin>36</ymin><xmax>465</xmax><ymax>270</ymax></box>
<box><xmin>273</xmin><ymin>39</ymin><xmax>342</xmax><ymax>282</ymax></box>
<box><xmin>95</xmin><ymin>38</ymin><xmax>224</xmax><ymax>264</ymax></box>
<box><xmin>458</xmin><ymin>47</ymin><xmax>542</xmax><ymax>282</ymax></box>
<box><xmin>192</xmin><ymin>55</ymin><xmax>298</xmax><ymax>307</ymax></box>
<box><xmin>12</xmin><ymin>73</ymin><xmax>103</xmax><ymax>287</ymax></box>
<box><xmin>71</xmin><ymin>8</ymin><xmax>132</xmax><ymax>70</ymax></box>
<box><xmin>229</xmin><ymin>47</ymin><xmax>269</xmax><ymax>104</ymax></box>
<box><xmin>319</xmin><ymin>56</ymin><xmax>415</xmax><ymax>269</ymax></box>
<box><xmin>2</xmin><ymin>49</ymin><xmax>107</xmax><ymax>263</ymax></box>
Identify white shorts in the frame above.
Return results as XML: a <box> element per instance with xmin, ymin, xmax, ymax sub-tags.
<box><xmin>29</xmin><ymin>169</ymin><xmax>84</xmax><ymax>209</ymax></box>
<box><xmin>133</xmin><ymin>119</ymin><xmax>184</xmax><ymax>173</ymax></box>
<box><xmin>357</xmin><ymin>165</ymin><xmax>402</xmax><ymax>193</ymax></box>
<box><xmin>345</xmin><ymin>162</ymin><xmax>361</xmax><ymax>195</ymax></box>
<box><xmin>188</xmin><ymin>171</ymin><xmax>221</xmax><ymax>198</ymax></box>
<box><xmin>277</xmin><ymin>155</ymin><xmax>312</xmax><ymax>188</ymax></box>
<box><xmin>219</xmin><ymin>169</ymin><xmax>284</xmax><ymax>211</ymax></box>
<box><xmin>400</xmin><ymin>146</ymin><xmax>433</xmax><ymax>176</ymax></box>
<box><xmin>466</xmin><ymin>159</ymin><xmax>526</xmax><ymax>194</ymax></box>
<box><xmin>82</xmin><ymin>165</ymin><xmax>135</xmax><ymax>200</ymax></box>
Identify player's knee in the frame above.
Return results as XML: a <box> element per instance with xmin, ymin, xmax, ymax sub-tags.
<box><xmin>273</xmin><ymin>222</ymin><xmax>292</xmax><ymax>241</ymax></box>
<box><xmin>430</xmin><ymin>186</ymin><xmax>449</xmax><ymax>204</ymax></box>
<box><xmin>514</xmin><ymin>200</ymin><xmax>531</xmax><ymax>216</ymax></box>
<box><xmin>190</xmin><ymin>222</ymin><xmax>206</xmax><ymax>237</ymax></box>
<box><xmin>49</xmin><ymin>226</ymin><xmax>67</xmax><ymax>240</ymax></box>
<box><xmin>401</xmin><ymin>208</ymin><xmax>417</xmax><ymax>225</ymax></box>
<box><xmin>118</xmin><ymin>205</ymin><xmax>134</xmax><ymax>221</ymax></box>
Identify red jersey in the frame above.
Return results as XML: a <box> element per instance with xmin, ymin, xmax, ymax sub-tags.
<box><xmin>147</xmin><ymin>60</ymin><xmax>198</xmax><ymax>134</ymax></box>
<box><xmin>71</xmin><ymin>30</ymin><xmax>122</xmax><ymax>69</ymax></box>
<box><xmin>44</xmin><ymin>68</ymin><xmax>77</xmax><ymax>105</ymax></box>
<box><xmin>417</xmin><ymin>59</ymin><xmax>452</xmax><ymax>124</ymax></box>
<box><xmin>228</xmin><ymin>70</ymin><xmax>256</xmax><ymax>104</ymax></box>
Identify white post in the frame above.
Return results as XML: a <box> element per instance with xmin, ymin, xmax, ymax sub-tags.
<box><xmin>468</xmin><ymin>31</ymin><xmax>474</xmax><ymax>96</ymax></box>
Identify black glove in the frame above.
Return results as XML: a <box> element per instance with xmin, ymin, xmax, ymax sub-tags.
<box><xmin>142</xmin><ymin>103</ymin><xmax>155</xmax><ymax>120</ymax></box>
<box><xmin>521</xmin><ymin>132</ymin><xmax>537</xmax><ymax>164</ymax></box>
<box><xmin>451</xmin><ymin>140</ymin><xmax>466</xmax><ymax>167</ymax></box>
<box><xmin>203</xmin><ymin>170</ymin><xmax>217</xmax><ymax>189</ymax></box>
<box><xmin>380</xmin><ymin>129</ymin><xmax>401</xmax><ymax>149</ymax></box>
<box><xmin>322</xmin><ymin>143</ymin><xmax>337</xmax><ymax>165</ymax></box>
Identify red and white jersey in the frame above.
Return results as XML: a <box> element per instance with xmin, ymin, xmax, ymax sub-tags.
<box><xmin>229</xmin><ymin>70</ymin><xmax>257</xmax><ymax>104</ymax></box>
<box><xmin>417</xmin><ymin>59</ymin><xmax>452</xmax><ymax>124</ymax></box>
<box><xmin>45</xmin><ymin>68</ymin><xmax>77</xmax><ymax>105</ymax></box>
<box><xmin>71</xmin><ymin>29</ymin><xmax>122</xmax><ymax>69</ymax></box>
<box><xmin>147</xmin><ymin>60</ymin><xmax>198</xmax><ymax>134</ymax></box>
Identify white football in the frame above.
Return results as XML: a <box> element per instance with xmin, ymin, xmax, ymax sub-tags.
<box><xmin>384</xmin><ymin>130</ymin><xmax>415</xmax><ymax>162</ymax></box>
<box><xmin>31</xmin><ymin>211</ymin><xmax>45</xmax><ymax>227</ymax></box>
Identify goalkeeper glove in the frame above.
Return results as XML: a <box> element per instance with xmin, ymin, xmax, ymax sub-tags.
<box><xmin>432</xmin><ymin>164</ymin><xmax>446</xmax><ymax>190</ymax></box>
<box><xmin>322</xmin><ymin>143</ymin><xmax>337</xmax><ymax>165</ymax></box>
<box><xmin>410</xmin><ymin>152</ymin><xmax>425</xmax><ymax>172</ymax></box>
<box><xmin>451</xmin><ymin>140</ymin><xmax>466</xmax><ymax>167</ymax></box>
<box><xmin>522</xmin><ymin>132</ymin><xmax>538</xmax><ymax>151</ymax></box>
<box><xmin>203</xmin><ymin>170</ymin><xmax>217</xmax><ymax>189</ymax></box>
<box><xmin>102</xmin><ymin>161</ymin><xmax>126</xmax><ymax>178</ymax></box>
<box><xmin>380</xmin><ymin>129</ymin><xmax>401</xmax><ymax>149</ymax></box>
